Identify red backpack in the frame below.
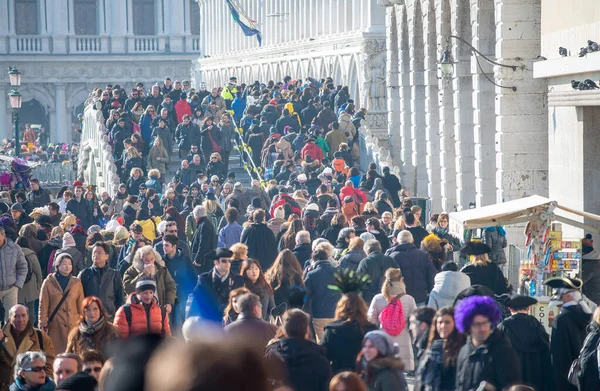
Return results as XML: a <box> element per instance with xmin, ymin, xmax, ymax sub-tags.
<box><xmin>378</xmin><ymin>294</ymin><xmax>406</xmax><ymax>336</ymax></box>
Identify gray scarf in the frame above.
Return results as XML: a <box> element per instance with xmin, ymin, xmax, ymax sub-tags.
<box><xmin>79</xmin><ymin>315</ymin><xmax>106</xmax><ymax>335</ymax></box>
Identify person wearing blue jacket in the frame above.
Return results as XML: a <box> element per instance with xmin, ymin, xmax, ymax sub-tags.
<box><xmin>231</xmin><ymin>92</ymin><xmax>246</xmax><ymax>122</ymax></box>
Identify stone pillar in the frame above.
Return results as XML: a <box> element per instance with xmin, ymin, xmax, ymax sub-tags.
<box><xmin>495</xmin><ymin>0</ymin><xmax>548</xmax><ymax>202</ymax></box>
<box><xmin>168</xmin><ymin>0</ymin><xmax>185</xmax><ymax>52</ymax></box>
<box><xmin>424</xmin><ymin>1</ymin><xmax>442</xmax><ymax>212</ymax></box>
<box><xmin>54</xmin><ymin>84</ymin><xmax>68</xmax><ymax>144</ymax></box>
<box><xmin>0</xmin><ymin>0</ymin><xmax>8</xmax><ymax>53</ymax></box>
<box><xmin>452</xmin><ymin>0</ymin><xmax>475</xmax><ymax>209</ymax></box>
<box><xmin>386</xmin><ymin>6</ymin><xmax>402</xmax><ymax>167</ymax></box>
<box><xmin>39</xmin><ymin>0</ymin><xmax>48</xmax><ymax>34</ymax></box>
<box><xmin>329</xmin><ymin>0</ymin><xmax>337</xmax><ymax>35</ymax></box>
<box><xmin>0</xmin><ymin>85</ymin><xmax>7</xmax><ymax>141</ymax></box>
<box><xmin>110</xmin><ymin>0</ymin><xmax>128</xmax><ymax>53</ymax></box>
<box><xmin>364</xmin><ymin>0</ymin><xmax>386</xmax><ymax>35</ymax></box>
<box><xmin>399</xmin><ymin>9</ymin><xmax>414</xmax><ymax>192</ymax></box>
<box><xmin>49</xmin><ymin>0</ymin><xmax>69</xmax><ymax>53</ymax></box>
<box><xmin>472</xmin><ymin>0</ymin><xmax>496</xmax><ymax>206</ymax></box>
<box><xmin>437</xmin><ymin>0</ymin><xmax>457</xmax><ymax>212</ymax></box>
<box><xmin>410</xmin><ymin>4</ymin><xmax>428</xmax><ymax>198</ymax></box>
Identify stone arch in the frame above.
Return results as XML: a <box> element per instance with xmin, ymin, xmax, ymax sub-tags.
<box><xmin>332</xmin><ymin>56</ymin><xmax>343</xmax><ymax>85</ymax></box>
<box><xmin>256</xmin><ymin>64</ymin><xmax>264</xmax><ymax>83</ymax></box>
<box><xmin>265</xmin><ymin>65</ymin><xmax>272</xmax><ymax>82</ymax></box>
<box><xmin>67</xmin><ymin>85</ymin><xmax>91</xmax><ymax>109</ymax></box>
<box><xmin>319</xmin><ymin>59</ymin><xmax>327</xmax><ymax>79</ymax></box>
<box><xmin>306</xmin><ymin>60</ymin><xmax>316</xmax><ymax>78</ymax></box>
<box><xmin>347</xmin><ymin>54</ymin><xmax>360</xmax><ymax>109</ymax></box>
<box><xmin>282</xmin><ymin>61</ymin><xmax>291</xmax><ymax>79</ymax></box>
<box><xmin>19</xmin><ymin>84</ymin><xmax>55</xmax><ymax>112</ymax></box>
<box><xmin>272</xmin><ymin>63</ymin><xmax>281</xmax><ymax>81</ymax></box>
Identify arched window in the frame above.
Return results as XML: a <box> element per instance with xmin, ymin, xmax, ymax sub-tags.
<box><xmin>133</xmin><ymin>0</ymin><xmax>156</xmax><ymax>35</ymax></box>
<box><xmin>14</xmin><ymin>0</ymin><xmax>39</xmax><ymax>35</ymax></box>
<box><xmin>74</xmin><ymin>0</ymin><xmax>98</xmax><ymax>35</ymax></box>
<box><xmin>190</xmin><ymin>0</ymin><xmax>200</xmax><ymax>35</ymax></box>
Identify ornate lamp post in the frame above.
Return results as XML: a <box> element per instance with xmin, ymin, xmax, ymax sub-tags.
<box><xmin>8</xmin><ymin>66</ymin><xmax>22</xmax><ymax>157</ymax></box>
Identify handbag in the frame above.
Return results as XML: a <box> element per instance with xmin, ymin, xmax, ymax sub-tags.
<box><xmin>379</xmin><ymin>293</ymin><xmax>406</xmax><ymax>336</ymax></box>
<box><xmin>207</xmin><ymin>130</ymin><xmax>222</xmax><ymax>153</ymax></box>
<box><xmin>47</xmin><ymin>288</ymin><xmax>71</xmax><ymax>327</ymax></box>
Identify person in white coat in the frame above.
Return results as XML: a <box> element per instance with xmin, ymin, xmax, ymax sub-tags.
<box><xmin>427</xmin><ymin>262</ymin><xmax>471</xmax><ymax>309</ymax></box>
<box><xmin>367</xmin><ymin>267</ymin><xmax>417</xmax><ymax>371</ymax></box>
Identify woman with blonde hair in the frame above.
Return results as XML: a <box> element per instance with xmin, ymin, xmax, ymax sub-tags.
<box><xmin>145</xmin><ymin>169</ymin><xmax>162</xmax><ymax>193</ymax></box>
<box><xmin>122</xmin><ymin>245</ymin><xmax>177</xmax><ymax>313</ymax></box>
<box><xmin>148</xmin><ymin>137</ymin><xmax>169</xmax><ymax>181</ymax></box>
<box><xmin>126</xmin><ymin>167</ymin><xmax>145</xmax><ymax>195</ymax></box>
<box><xmin>222</xmin><ymin>287</ymin><xmax>252</xmax><ymax>325</ymax></box>
<box><xmin>229</xmin><ymin>242</ymin><xmax>248</xmax><ymax>276</ymax></box>
<box><xmin>39</xmin><ymin>253</ymin><xmax>85</xmax><ymax>353</ymax></box>
<box><xmin>207</xmin><ymin>152</ymin><xmax>227</xmax><ymax>181</ymax></box>
<box><xmin>459</xmin><ymin>242</ymin><xmax>508</xmax><ymax>295</ymax></box>
<box><xmin>293</xmin><ymin>190</ymin><xmax>308</xmax><ymax>210</ymax></box>
<box><xmin>367</xmin><ymin>268</ymin><xmax>417</xmax><ymax>371</ymax></box>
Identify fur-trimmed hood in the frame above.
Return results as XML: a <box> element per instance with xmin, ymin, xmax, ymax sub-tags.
<box><xmin>132</xmin><ymin>250</ymin><xmax>166</xmax><ymax>274</ymax></box>
<box><xmin>421</xmin><ymin>233</ymin><xmax>447</xmax><ymax>254</ymax></box>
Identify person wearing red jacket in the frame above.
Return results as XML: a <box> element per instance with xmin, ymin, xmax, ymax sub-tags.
<box><xmin>114</xmin><ymin>278</ymin><xmax>171</xmax><ymax>338</ymax></box>
<box><xmin>174</xmin><ymin>92</ymin><xmax>193</xmax><ymax>124</ymax></box>
<box><xmin>339</xmin><ymin>181</ymin><xmax>367</xmax><ymax>206</ymax></box>
<box><xmin>269</xmin><ymin>190</ymin><xmax>303</xmax><ymax>218</ymax></box>
<box><xmin>300</xmin><ymin>137</ymin><xmax>324</xmax><ymax>162</ymax></box>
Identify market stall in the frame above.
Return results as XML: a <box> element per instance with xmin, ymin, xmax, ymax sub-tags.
<box><xmin>449</xmin><ymin>195</ymin><xmax>600</xmax><ymax>332</ymax></box>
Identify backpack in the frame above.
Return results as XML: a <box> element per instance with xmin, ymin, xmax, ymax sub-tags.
<box><xmin>122</xmin><ymin>304</ymin><xmax>167</xmax><ymax>335</ymax></box>
<box><xmin>23</xmin><ymin>253</ymin><xmax>34</xmax><ymax>284</ymax></box>
<box><xmin>379</xmin><ymin>294</ymin><xmax>406</xmax><ymax>336</ymax></box>
<box><xmin>208</xmin><ymin>212</ymin><xmax>219</xmax><ymax>229</ymax></box>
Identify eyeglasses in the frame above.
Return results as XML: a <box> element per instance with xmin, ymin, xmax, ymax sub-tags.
<box><xmin>22</xmin><ymin>366</ymin><xmax>45</xmax><ymax>373</ymax></box>
<box><xmin>84</xmin><ymin>367</ymin><xmax>103</xmax><ymax>374</ymax></box>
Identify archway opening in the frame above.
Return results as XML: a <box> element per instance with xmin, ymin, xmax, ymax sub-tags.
<box><xmin>18</xmin><ymin>99</ymin><xmax>50</xmax><ymax>141</ymax></box>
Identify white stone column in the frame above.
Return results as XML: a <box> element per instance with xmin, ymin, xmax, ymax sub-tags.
<box><xmin>49</xmin><ymin>0</ymin><xmax>69</xmax><ymax>53</ymax></box>
<box><xmin>399</xmin><ymin>10</ymin><xmax>414</xmax><ymax>190</ymax></box>
<box><xmin>424</xmin><ymin>3</ymin><xmax>441</xmax><ymax>212</ymax></box>
<box><xmin>200</xmin><ymin>0</ymin><xmax>207</xmax><ymax>55</ymax></box>
<box><xmin>168</xmin><ymin>0</ymin><xmax>185</xmax><ymax>52</ymax></box>
<box><xmin>98</xmin><ymin>0</ymin><xmax>107</xmax><ymax>34</ymax></box>
<box><xmin>386</xmin><ymin>6</ymin><xmax>402</xmax><ymax>168</ymax></box>
<box><xmin>0</xmin><ymin>0</ymin><xmax>8</xmax><ymax>53</ymax></box>
<box><xmin>472</xmin><ymin>0</ymin><xmax>496</xmax><ymax>207</ymax></box>
<box><xmin>451</xmin><ymin>2</ymin><xmax>476</xmax><ymax>209</ymax></box>
<box><xmin>328</xmin><ymin>0</ymin><xmax>336</xmax><ymax>35</ymax></box>
<box><xmin>495</xmin><ymin>0</ymin><xmax>548</xmax><ymax>202</ymax></box>
<box><xmin>39</xmin><ymin>0</ymin><xmax>48</xmax><ymax>34</ymax></box>
<box><xmin>54</xmin><ymin>84</ymin><xmax>68</xmax><ymax>144</ymax></box>
<box><xmin>6</xmin><ymin>0</ymin><xmax>15</xmax><ymax>35</ymax></box>
<box><xmin>364</xmin><ymin>0</ymin><xmax>385</xmax><ymax>34</ymax></box>
<box><xmin>110</xmin><ymin>0</ymin><xmax>128</xmax><ymax>52</ymax></box>
<box><xmin>0</xmin><ymin>85</ymin><xmax>7</xmax><ymax>141</ymax></box>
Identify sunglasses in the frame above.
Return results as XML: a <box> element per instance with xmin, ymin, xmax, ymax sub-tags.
<box><xmin>22</xmin><ymin>366</ymin><xmax>45</xmax><ymax>373</ymax></box>
<box><xmin>219</xmin><ymin>259</ymin><xmax>230</xmax><ymax>264</ymax></box>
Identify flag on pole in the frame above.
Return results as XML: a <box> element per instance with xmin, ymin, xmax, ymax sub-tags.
<box><xmin>225</xmin><ymin>0</ymin><xmax>262</xmax><ymax>46</ymax></box>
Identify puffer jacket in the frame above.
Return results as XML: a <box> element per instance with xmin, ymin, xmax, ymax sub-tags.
<box><xmin>123</xmin><ymin>258</ymin><xmax>177</xmax><ymax>307</ymax></box>
<box><xmin>17</xmin><ymin>247</ymin><xmax>43</xmax><ymax>304</ymax></box>
<box><xmin>0</xmin><ymin>239</ymin><xmax>28</xmax><ymax>291</ymax></box>
<box><xmin>133</xmin><ymin>217</ymin><xmax>161</xmax><ymax>242</ymax></box>
<box><xmin>114</xmin><ymin>293</ymin><xmax>171</xmax><ymax>337</ymax></box>
<box><xmin>427</xmin><ymin>270</ymin><xmax>471</xmax><ymax>309</ymax></box>
<box><xmin>482</xmin><ymin>227</ymin><xmax>507</xmax><ymax>265</ymax></box>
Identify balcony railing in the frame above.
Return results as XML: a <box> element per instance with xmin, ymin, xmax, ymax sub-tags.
<box><xmin>10</xmin><ymin>36</ymin><xmax>51</xmax><ymax>53</ymax></box>
<box><xmin>5</xmin><ymin>35</ymin><xmax>201</xmax><ymax>55</ymax></box>
<box><xmin>70</xmin><ymin>36</ymin><xmax>109</xmax><ymax>53</ymax></box>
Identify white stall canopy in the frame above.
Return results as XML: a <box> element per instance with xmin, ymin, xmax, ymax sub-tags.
<box><xmin>449</xmin><ymin>195</ymin><xmax>600</xmax><ymax>235</ymax></box>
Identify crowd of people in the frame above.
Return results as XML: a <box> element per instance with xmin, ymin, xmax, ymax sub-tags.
<box><xmin>0</xmin><ymin>74</ymin><xmax>599</xmax><ymax>391</ymax></box>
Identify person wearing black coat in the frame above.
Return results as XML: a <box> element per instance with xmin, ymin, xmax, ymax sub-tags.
<box><xmin>190</xmin><ymin>211</ymin><xmax>218</xmax><ymax>275</ymax></box>
<box><xmin>357</xmin><ymin>240</ymin><xmax>399</xmax><ymax>304</ymax></box>
<box><xmin>386</xmin><ymin>231</ymin><xmax>437</xmax><ymax>305</ymax></box>
<box><xmin>460</xmin><ymin>261</ymin><xmax>507</xmax><ymax>296</ymax></box>
<box><xmin>26</xmin><ymin>180</ymin><xmax>51</xmax><ymax>208</ymax></box>
<box><xmin>126</xmin><ymin>173</ymin><xmax>145</xmax><ymax>196</ymax></box>
<box><xmin>264</xmin><ymin>310</ymin><xmax>331</xmax><ymax>391</ymax></box>
<box><xmin>292</xmin><ymin>242</ymin><xmax>312</xmax><ymax>270</ymax></box>
<box><xmin>66</xmin><ymin>189</ymin><xmax>93</xmax><ymax>229</ymax></box>
<box><xmin>120</xmin><ymin>201</ymin><xmax>138</xmax><ymax>229</ymax></box>
<box><xmin>381</xmin><ymin>166</ymin><xmax>402</xmax><ymax>208</ymax></box>
<box><xmin>322</xmin><ymin>318</ymin><xmax>377</xmax><ymax>374</ymax></box>
<box><xmin>496</xmin><ymin>295</ymin><xmax>554</xmax><ymax>391</ymax></box>
<box><xmin>240</xmin><ymin>210</ymin><xmax>278</xmax><ymax>272</ymax></box>
<box><xmin>577</xmin><ymin>308</ymin><xmax>600</xmax><ymax>391</ymax></box>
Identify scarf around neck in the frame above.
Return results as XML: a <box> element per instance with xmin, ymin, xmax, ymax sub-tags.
<box><xmin>79</xmin><ymin>315</ymin><xmax>106</xmax><ymax>335</ymax></box>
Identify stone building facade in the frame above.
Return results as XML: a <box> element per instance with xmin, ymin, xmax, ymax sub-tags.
<box><xmin>0</xmin><ymin>0</ymin><xmax>200</xmax><ymax>143</ymax></box>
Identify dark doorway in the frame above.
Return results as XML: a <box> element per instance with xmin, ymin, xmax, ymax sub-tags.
<box><xmin>19</xmin><ymin>99</ymin><xmax>50</xmax><ymax>140</ymax></box>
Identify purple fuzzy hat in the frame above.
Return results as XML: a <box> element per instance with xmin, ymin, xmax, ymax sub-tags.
<box><xmin>454</xmin><ymin>295</ymin><xmax>502</xmax><ymax>333</ymax></box>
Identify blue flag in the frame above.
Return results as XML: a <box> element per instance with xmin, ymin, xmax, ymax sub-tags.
<box><xmin>225</xmin><ymin>0</ymin><xmax>262</xmax><ymax>46</ymax></box>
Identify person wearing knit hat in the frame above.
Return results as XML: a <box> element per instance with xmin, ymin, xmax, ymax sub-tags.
<box><xmin>62</xmin><ymin>232</ymin><xmax>76</xmax><ymax>248</ymax></box>
<box><xmin>105</xmin><ymin>219</ymin><xmax>121</xmax><ymax>232</ymax></box>
<box><xmin>135</xmin><ymin>277</ymin><xmax>157</xmax><ymax>293</ymax></box>
<box><xmin>57</xmin><ymin>232</ymin><xmax>85</xmax><ymax>275</ymax></box>
<box><xmin>359</xmin><ymin>330</ymin><xmax>408</xmax><ymax>390</ymax></box>
<box><xmin>454</xmin><ymin>295</ymin><xmax>521</xmax><ymax>391</ymax></box>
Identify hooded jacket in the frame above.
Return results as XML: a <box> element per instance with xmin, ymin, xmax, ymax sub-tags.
<box><xmin>456</xmin><ymin>329</ymin><xmax>521</xmax><ymax>391</ymax></box>
<box><xmin>265</xmin><ymin>338</ymin><xmax>331</xmax><ymax>391</ymax></box>
<box><xmin>427</xmin><ymin>271</ymin><xmax>471</xmax><ymax>309</ymax></box>
<box><xmin>122</xmin><ymin>256</ymin><xmax>177</xmax><ymax>307</ymax></box>
<box><xmin>496</xmin><ymin>313</ymin><xmax>554</xmax><ymax>391</ymax></box>
<box><xmin>339</xmin><ymin>249</ymin><xmax>367</xmax><ymax>272</ymax></box>
<box><xmin>17</xmin><ymin>247</ymin><xmax>42</xmax><ymax>305</ymax></box>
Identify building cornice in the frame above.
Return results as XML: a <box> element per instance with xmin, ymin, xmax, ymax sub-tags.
<box><xmin>533</xmin><ymin>51</ymin><xmax>600</xmax><ymax>79</ymax></box>
<box><xmin>548</xmin><ymin>90</ymin><xmax>600</xmax><ymax>107</ymax></box>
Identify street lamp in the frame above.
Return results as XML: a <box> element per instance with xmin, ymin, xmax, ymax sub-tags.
<box><xmin>439</xmin><ymin>35</ymin><xmax>517</xmax><ymax>92</ymax></box>
<box><xmin>8</xmin><ymin>66</ymin><xmax>22</xmax><ymax>157</ymax></box>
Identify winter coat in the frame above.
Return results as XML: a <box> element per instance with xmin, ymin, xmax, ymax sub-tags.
<box><xmin>264</xmin><ymin>338</ymin><xmax>331</xmax><ymax>391</ymax></box>
<box><xmin>133</xmin><ymin>217</ymin><xmax>161</xmax><ymax>242</ymax></box>
<box><xmin>53</xmin><ymin>247</ymin><xmax>85</xmax><ymax>277</ymax></box>
<box><xmin>241</xmin><ymin>223</ymin><xmax>278</xmax><ymax>272</ymax></box>
<box><xmin>120</xmin><ymin>204</ymin><xmax>138</xmax><ymax>230</ymax></box>
<box><xmin>190</xmin><ymin>216</ymin><xmax>218</xmax><ymax>273</ymax></box>
<box><xmin>550</xmin><ymin>304</ymin><xmax>591</xmax><ymax>391</ymax></box>
<box><xmin>245</xmin><ymin>186</ymin><xmax>271</xmax><ymax>210</ymax></box>
<box><xmin>123</xmin><ymin>258</ymin><xmax>176</xmax><ymax>307</ymax></box>
<box><xmin>160</xmin><ymin>248</ymin><xmax>196</xmax><ymax>306</ymax></box>
<box><xmin>193</xmin><ymin>268</ymin><xmax>244</xmax><ymax>315</ymax></box>
<box><xmin>174</xmin><ymin>99</ymin><xmax>193</xmax><ymax>123</ymax></box>
<box><xmin>77</xmin><ymin>265</ymin><xmax>125</xmax><ymax>321</ymax></box>
<box><xmin>368</xmin><ymin>293</ymin><xmax>417</xmax><ymax>371</ymax></box>
<box><xmin>0</xmin><ymin>239</ymin><xmax>28</xmax><ymax>291</ymax></box>
<box><xmin>224</xmin><ymin>313</ymin><xmax>278</xmax><ymax>349</ymax></box>
<box><xmin>356</xmin><ymin>252</ymin><xmax>399</xmax><ymax>304</ymax></box>
<box><xmin>66</xmin><ymin>198</ymin><xmax>93</xmax><ymax>229</ymax></box>
<box><xmin>338</xmin><ymin>112</ymin><xmax>356</xmax><ymax>142</ymax></box>
<box><xmin>382</xmin><ymin>173</ymin><xmax>402</xmax><ymax>207</ymax></box>
<box><xmin>322</xmin><ymin>319</ymin><xmax>378</xmax><ymax>373</ymax></box>
<box><xmin>415</xmin><ymin>338</ymin><xmax>461</xmax><ymax>391</ymax></box>
<box><xmin>126</xmin><ymin>176</ymin><xmax>145</xmax><ymax>197</ymax></box>
<box><xmin>114</xmin><ymin>293</ymin><xmax>171</xmax><ymax>337</ymax></box>
<box><xmin>304</xmin><ymin>260</ymin><xmax>342</xmax><ymax>319</ymax></box>
<box><xmin>148</xmin><ymin>145</ymin><xmax>170</xmax><ymax>176</ymax></box>
<box><xmin>17</xmin><ymin>247</ymin><xmax>42</xmax><ymax>304</ymax></box>
<box><xmin>455</xmin><ymin>329</ymin><xmax>521</xmax><ymax>391</ymax></box>
<box><xmin>109</xmin><ymin>195</ymin><xmax>127</xmax><ymax>216</ymax></box>
<box><xmin>292</xmin><ymin>243</ymin><xmax>313</xmax><ymax>269</ymax></box>
<box><xmin>582</xmin><ymin>248</ymin><xmax>600</xmax><ymax>305</ymax></box>
<box><xmin>576</xmin><ymin>321</ymin><xmax>600</xmax><ymax>391</ymax></box>
<box><xmin>301</xmin><ymin>141</ymin><xmax>324</xmax><ymax>161</ymax></box>
<box><xmin>427</xmin><ymin>271</ymin><xmax>471</xmax><ymax>310</ymax></box>
<box><xmin>65</xmin><ymin>319</ymin><xmax>121</xmax><ymax>356</ymax></box>
<box><xmin>219</xmin><ymin>123</ymin><xmax>235</xmax><ymax>153</ymax></box>
<box><xmin>0</xmin><ymin>323</ymin><xmax>55</xmax><ymax>391</ymax></box>
<box><xmin>406</xmin><ymin>226</ymin><xmax>430</xmax><ymax>249</ymax></box>
<box><xmin>496</xmin><ymin>313</ymin><xmax>554</xmax><ymax>391</ymax></box>
<box><xmin>38</xmin><ymin>273</ymin><xmax>84</xmax><ymax>353</ymax></box>
<box><xmin>460</xmin><ymin>263</ymin><xmax>507</xmax><ymax>295</ymax></box>
<box><xmin>481</xmin><ymin>227</ymin><xmax>507</xmax><ymax>265</ymax></box>
<box><xmin>271</xmin><ymin>274</ymin><xmax>304</xmax><ymax>307</ymax></box>
<box><xmin>387</xmin><ymin>243</ymin><xmax>437</xmax><ymax>304</ymax></box>
<box><xmin>26</xmin><ymin>188</ymin><xmax>51</xmax><ymax>209</ymax></box>
<box><xmin>364</xmin><ymin>357</ymin><xmax>409</xmax><ymax>391</ymax></box>
<box><xmin>339</xmin><ymin>249</ymin><xmax>367</xmax><ymax>271</ymax></box>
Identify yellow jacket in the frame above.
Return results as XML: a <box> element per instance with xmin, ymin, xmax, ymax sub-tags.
<box><xmin>133</xmin><ymin>217</ymin><xmax>162</xmax><ymax>241</ymax></box>
<box><xmin>221</xmin><ymin>86</ymin><xmax>237</xmax><ymax>101</ymax></box>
